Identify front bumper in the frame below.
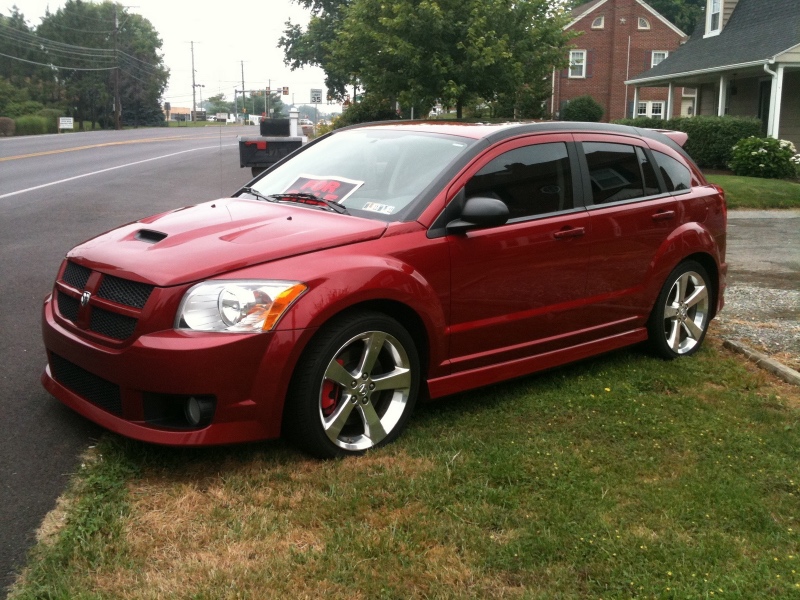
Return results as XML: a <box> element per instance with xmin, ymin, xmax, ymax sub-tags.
<box><xmin>42</xmin><ymin>293</ymin><xmax>309</xmax><ymax>446</ymax></box>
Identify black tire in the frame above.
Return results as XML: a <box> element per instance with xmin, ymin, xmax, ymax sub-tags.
<box><xmin>283</xmin><ymin>311</ymin><xmax>420</xmax><ymax>458</ymax></box>
<box><xmin>648</xmin><ymin>260</ymin><xmax>712</xmax><ymax>359</ymax></box>
<box><xmin>251</xmin><ymin>167</ymin><xmax>266</xmax><ymax>177</ymax></box>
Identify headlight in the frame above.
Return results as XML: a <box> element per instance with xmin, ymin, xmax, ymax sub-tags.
<box><xmin>176</xmin><ymin>280</ymin><xmax>307</xmax><ymax>333</ymax></box>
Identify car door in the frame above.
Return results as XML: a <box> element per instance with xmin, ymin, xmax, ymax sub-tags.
<box><xmin>445</xmin><ymin>134</ymin><xmax>594</xmax><ymax>373</ymax></box>
<box><xmin>574</xmin><ymin>134</ymin><xmax>676</xmax><ymax>332</ymax></box>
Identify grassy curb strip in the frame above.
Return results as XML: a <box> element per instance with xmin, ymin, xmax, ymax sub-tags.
<box><xmin>10</xmin><ymin>339</ymin><xmax>800</xmax><ymax>599</ymax></box>
<box><xmin>706</xmin><ymin>174</ymin><xmax>800</xmax><ymax>210</ymax></box>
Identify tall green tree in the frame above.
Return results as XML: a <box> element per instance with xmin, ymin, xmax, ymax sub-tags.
<box><xmin>282</xmin><ymin>0</ymin><xmax>572</xmax><ymax>118</ymax></box>
<box><xmin>33</xmin><ymin>0</ymin><xmax>168</xmax><ymax>128</ymax></box>
<box><xmin>280</xmin><ymin>0</ymin><xmax>353</xmax><ymax>100</ymax></box>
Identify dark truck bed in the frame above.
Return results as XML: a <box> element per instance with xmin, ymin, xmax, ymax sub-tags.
<box><xmin>238</xmin><ymin>118</ymin><xmax>306</xmax><ymax>177</ymax></box>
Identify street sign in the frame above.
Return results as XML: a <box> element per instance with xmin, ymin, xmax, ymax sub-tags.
<box><xmin>311</xmin><ymin>88</ymin><xmax>323</xmax><ymax>104</ymax></box>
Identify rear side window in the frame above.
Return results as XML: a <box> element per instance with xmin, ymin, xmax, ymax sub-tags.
<box><xmin>653</xmin><ymin>150</ymin><xmax>692</xmax><ymax>192</ymax></box>
<box><xmin>583</xmin><ymin>142</ymin><xmax>660</xmax><ymax>204</ymax></box>
<box><xmin>465</xmin><ymin>142</ymin><xmax>573</xmax><ymax>219</ymax></box>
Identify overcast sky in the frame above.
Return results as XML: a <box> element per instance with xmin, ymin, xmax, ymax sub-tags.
<box><xmin>7</xmin><ymin>0</ymin><xmax>331</xmax><ymax>110</ymax></box>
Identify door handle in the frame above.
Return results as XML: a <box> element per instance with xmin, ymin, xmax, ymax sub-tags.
<box><xmin>652</xmin><ymin>210</ymin><xmax>675</xmax><ymax>222</ymax></box>
<box><xmin>553</xmin><ymin>226</ymin><xmax>586</xmax><ymax>240</ymax></box>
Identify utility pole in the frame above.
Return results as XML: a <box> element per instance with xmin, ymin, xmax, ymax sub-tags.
<box><xmin>241</xmin><ymin>61</ymin><xmax>245</xmax><ymax>116</ymax></box>
<box><xmin>191</xmin><ymin>41</ymin><xmax>197</xmax><ymax>121</ymax></box>
<box><xmin>114</xmin><ymin>6</ymin><xmax>121</xmax><ymax>130</ymax></box>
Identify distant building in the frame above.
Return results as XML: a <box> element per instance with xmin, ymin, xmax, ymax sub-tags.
<box><xmin>627</xmin><ymin>0</ymin><xmax>800</xmax><ymax>145</ymax></box>
<box><xmin>552</xmin><ymin>0</ymin><xmax>690</xmax><ymax>121</ymax></box>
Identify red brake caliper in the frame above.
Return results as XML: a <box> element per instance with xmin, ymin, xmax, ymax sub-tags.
<box><xmin>321</xmin><ymin>358</ymin><xmax>344</xmax><ymax>417</ymax></box>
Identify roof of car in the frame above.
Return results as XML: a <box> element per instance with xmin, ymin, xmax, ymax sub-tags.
<box><xmin>349</xmin><ymin>119</ymin><xmax>678</xmax><ymax>143</ymax></box>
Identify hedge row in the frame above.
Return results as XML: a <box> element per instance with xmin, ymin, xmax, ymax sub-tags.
<box><xmin>0</xmin><ymin>109</ymin><xmax>67</xmax><ymax>135</ymax></box>
<box><xmin>612</xmin><ymin>116</ymin><xmax>762</xmax><ymax>168</ymax></box>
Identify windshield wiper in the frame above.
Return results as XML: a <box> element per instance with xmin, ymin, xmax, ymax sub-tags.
<box><xmin>240</xmin><ymin>186</ymin><xmax>272</xmax><ymax>202</ymax></box>
<box><xmin>266</xmin><ymin>192</ymin><xmax>349</xmax><ymax>214</ymax></box>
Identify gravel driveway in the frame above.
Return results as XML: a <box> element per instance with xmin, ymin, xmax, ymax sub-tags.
<box><xmin>716</xmin><ymin>210</ymin><xmax>800</xmax><ymax>371</ymax></box>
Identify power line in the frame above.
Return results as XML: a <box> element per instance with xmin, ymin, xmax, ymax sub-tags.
<box><xmin>0</xmin><ymin>51</ymin><xmax>116</xmax><ymax>70</ymax></box>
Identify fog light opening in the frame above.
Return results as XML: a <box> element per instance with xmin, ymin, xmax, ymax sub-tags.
<box><xmin>184</xmin><ymin>396</ymin><xmax>215</xmax><ymax>427</ymax></box>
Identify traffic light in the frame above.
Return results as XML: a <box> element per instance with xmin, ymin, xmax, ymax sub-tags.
<box><xmin>282</xmin><ymin>87</ymin><xmax>289</xmax><ymax>95</ymax></box>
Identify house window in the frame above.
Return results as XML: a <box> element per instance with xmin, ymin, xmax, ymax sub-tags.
<box><xmin>591</xmin><ymin>16</ymin><xmax>604</xmax><ymax>29</ymax></box>
<box><xmin>637</xmin><ymin>101</ymin><xmax>665</xmax><ymax>118</ymax></box>
<box><xmin>709</xmin><ymin>0</ymin><xmax>721</xmax><ymax>33</ymax></box>
<box><xmin>651</xmin><ymin>51</ymin><xmax>668</xmax><ymax>67</ymax></box>
<box><xmin>651</xmin><ymin>102</ymin><xmax>664</xmax><ymax>118</ymax></box>
<box><xmin>638</xmin><ymin>17</ymin><xmax>651</xmax><ymax>30</ymax></box>
<box><xmin>569</xmin><ymin>50</ymin><xmax>587</xmax><ymax>78</ymax></box>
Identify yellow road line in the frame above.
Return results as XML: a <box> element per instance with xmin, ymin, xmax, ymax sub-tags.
<box><xmin>0</xmin><ymin>134</ymin><xmax>227</xmax><ymax>162</ymax></box>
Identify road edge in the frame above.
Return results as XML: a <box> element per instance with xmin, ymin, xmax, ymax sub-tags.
<box><xmin>723</xmin><ymin>338</ymin><xmax>800</xmax><ymax>386</ymax></box>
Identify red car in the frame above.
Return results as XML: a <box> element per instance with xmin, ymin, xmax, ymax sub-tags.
<box><xmin>42</xmin><ymin>122</ymin><xmax>727</xmax><ymax>457</ymax></box>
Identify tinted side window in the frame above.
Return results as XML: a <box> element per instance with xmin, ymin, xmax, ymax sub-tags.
<box><xmin>653</xmin><ymin>150</ymin><xmax>692</xmax><ymax>192</ymax></box>
<box><xmin>583</xmin><ymin>142</ymin><xmax>658</xmax><ymax>204</ymax></box>
<box><xmin>465</xmin><ymin>142</ymin><xmax>573</xmax><ymax>219</ymax></box>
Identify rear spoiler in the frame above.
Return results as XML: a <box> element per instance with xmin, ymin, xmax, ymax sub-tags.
<box><xmin>652</xmin><ymin>129</ymin><xmax>688</xmax><ymax>147</ymax></box>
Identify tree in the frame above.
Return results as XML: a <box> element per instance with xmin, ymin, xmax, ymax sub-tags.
<box><xmin>282</xmin><ymin>0</ymin><xmax>573</xmax><ymax>118</ymax></box>
<box><xmin>31</xmin><ymin>1</ymin><xmax>167</xmax><ymax>129</ymax></box>
<box><xmin>205</xmin><ymin>93</ymin><xmax>235</xmax><ymax>115</ymax></box>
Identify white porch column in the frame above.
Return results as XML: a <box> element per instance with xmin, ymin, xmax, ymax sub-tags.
<box><xmin>633</xmin><ymin>87</ymin><xmax>640</xmax><ymax>118</ymax></box>
<box><xmin>717</xmin><ymin>75</ymin><xmax>728</xmax><ymax>117</ymax></box>
<box><xmin>769</xmin><ymin>65</ymin><xmax>785</xmax><ymax>138</ymax></box>
<box><xmin>667</xmin><ymin>82</ymin><xmax>674</xmax><ymax>119</ymax></box>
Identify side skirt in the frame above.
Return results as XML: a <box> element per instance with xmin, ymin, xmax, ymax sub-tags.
<box><xmin>427</xmin><ymin>328</ymin><xmax>648</xmax><ymax>399</ymax></box>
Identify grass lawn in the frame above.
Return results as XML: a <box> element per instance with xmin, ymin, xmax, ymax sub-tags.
<box><xmin>10</xmin><ymin>334</ymin><xmax>800</xmax><ymax>599</ymax></box>
<box><xmin>706</xmin><ymin>174</ymin><xmax>800</xmax><ymax>210</ymax></box>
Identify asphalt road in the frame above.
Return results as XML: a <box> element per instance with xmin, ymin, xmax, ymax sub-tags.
<box><xmin>1</xmin><ymin>127</ymin><xmax>798</xmax><ymax>595</ymax></box>
<box><xmin>0</xmin><ymin>125</ymin><xmax>253</xmax><ymax>593</ymax></box>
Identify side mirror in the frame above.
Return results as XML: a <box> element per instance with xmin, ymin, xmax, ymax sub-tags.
<box><xmin>446</xmin><ymin>196</ymin><xmax>509</xmax><ymax>233</ymax></box>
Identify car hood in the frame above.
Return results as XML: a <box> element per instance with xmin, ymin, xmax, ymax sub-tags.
<box><xmin>68</xmin><ymin>197</ymin><xmax>387</xmax><ymax>287</ymax></box>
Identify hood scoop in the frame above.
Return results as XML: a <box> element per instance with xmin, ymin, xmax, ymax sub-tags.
<box><xmin>135</xmin><ymin>229</ymin><xmax>168</xmax><ymax>244</ymax></box>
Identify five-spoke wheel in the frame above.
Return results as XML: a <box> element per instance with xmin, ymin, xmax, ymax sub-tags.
<box><xmin>648</xmin><ymin>260</ymin><xmax>712</xmax><ymax>359</ymax></box>
<box><xmin>284</xmin><ymin>312</ymin><xmax>419</xmax><ymax>458</ymax></box>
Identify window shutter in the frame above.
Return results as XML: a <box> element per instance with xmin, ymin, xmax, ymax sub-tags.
<box><xmin>586</xmin><ymin>50</ymin><xmax>594</xmax><ymax>78</ymax></box>
<box><xmin>645</xmin><ymin>51</ymin><xmax>652</xmax><ymax>70</ymax></box>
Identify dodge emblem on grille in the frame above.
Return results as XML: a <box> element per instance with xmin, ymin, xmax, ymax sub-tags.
<box><xmin>80</xmin><ymin>291</ymin><xmax>91</xmax><ymax>307</ymax></box>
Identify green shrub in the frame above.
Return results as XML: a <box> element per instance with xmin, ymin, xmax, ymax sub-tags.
<box><xmin>562</xmin><ymin>95</ymin><xmax>604</xmax><ymax>122</ymax></box>
<box><xmin>728</xmin><ymin>137</ymin><xmax>800</xmax><ymax>179</ymax></box>
<box><xmin>14</xmin><ymin>115</ymin><xmax>48</xmax><ymax>136</ymax></box>
<box><xmin>612</xmin><ymin>115</ymin><xmax>762</xmax><ymax>168</ymax></box>
<box><xmin>38</xmin><ymin>108</ymin><xmax>63</xmax><ymax>134</ymax></box>
<box><xmin>4</xmin><ymin>100</ymin><xmax>45</xmax><ymax>118</ymax></box>
<box><xmin>0</xmin><ymin>116</ymin><xmax>14</xmax><ymax>136</ymax></box>
<box><xmin>678</xmin><ymin>116</ymin><xmax>761</xmax><ymax>168</ymax></box>
<box><xmin>334</xmin><ymin>95</ymin><xmax>400</xmax><ymax>128</ymax></box>
<box><xmin>613</xmin><ymin>116</ymin><xmax>666</xmax><ymax>129</ymax></box>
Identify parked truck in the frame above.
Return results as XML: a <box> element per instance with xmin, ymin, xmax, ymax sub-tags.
<box><xmin>237</xmin><ymin>110</ymin><xmax>307</xmax><ymax>177</ymax></box>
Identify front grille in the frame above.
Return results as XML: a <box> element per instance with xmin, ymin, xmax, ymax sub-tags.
<box><xmin>62</xmin><ymin>261</ymin><xmax>91</xmax><ymax>289</ymax></box>
<box><xmin>57</xmin><ymin>291</ymin><xmax>80</xmax><ymax>322</ymax></box>
<box><xmin>97</xmin><ymin>275</ymin><xmax>153</xmax><ymax>309</ymax></box>
<box><xmin>50</xmin><ymin>353</ymin><xmax>122</xmax><ymax>416</ymax></box>
<box><xmin>56</xmin><ymin>263</ymin><xmax>155</xmax><ymax>342</ymax></box>
<box><xmin>90</xmin><ymin>307</ymin><xmax>138</xmax><ymax>340</ymax></box>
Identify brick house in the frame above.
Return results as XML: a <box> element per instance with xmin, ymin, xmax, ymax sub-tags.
<box><xmin>551</xmin><ymin>0</ymin><xmax>689</xmax><ymax>121</ymax></box>
<box><xmin>627</xmin><ymin>0</ymin><xmax>800</xmax><ymax>146</ymax></box>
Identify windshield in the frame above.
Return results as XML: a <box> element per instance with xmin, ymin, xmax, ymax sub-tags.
<box><xmin>249</xmin><ymin>128</ymin><xmax>475</xmax><ymax>220</ymax></box>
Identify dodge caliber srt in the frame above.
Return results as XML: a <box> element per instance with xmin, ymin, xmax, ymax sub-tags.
<box><xmin>42</xmin><ymin>122</ymin><xmax>727</xmax><ymax>458</ymax></box>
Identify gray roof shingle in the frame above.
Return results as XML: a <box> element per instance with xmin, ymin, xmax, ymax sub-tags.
<box><xmin>629</xmin><ymin>0</ymin><xmax>800</xmax><ymax>82</ymax></box>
